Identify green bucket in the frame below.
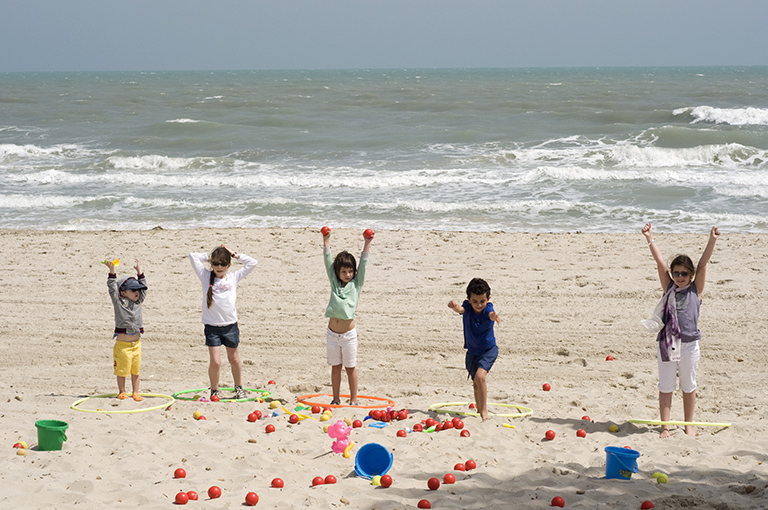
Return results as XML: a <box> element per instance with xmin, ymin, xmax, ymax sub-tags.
<box><xmin>35</xmin><ymin>420</ymin><xmax>69</xmax><ymax>451</ymax></box>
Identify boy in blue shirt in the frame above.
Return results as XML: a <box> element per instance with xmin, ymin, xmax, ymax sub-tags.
<box><xmin>448</xmin><ymin>278</ymin><xmax>500</xmax><ymax>420</ymax></box>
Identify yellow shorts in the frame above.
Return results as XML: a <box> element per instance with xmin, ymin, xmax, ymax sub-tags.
<box><xmin>113</xmin><ymin>339</ymin><xmax>141</xmax><ymax>377</ymax></box>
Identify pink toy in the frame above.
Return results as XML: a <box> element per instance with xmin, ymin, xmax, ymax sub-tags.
<box><xmin>327</xmin><ymin>420</ymin><xmax>352</xmax><ymax>454</ymax></box>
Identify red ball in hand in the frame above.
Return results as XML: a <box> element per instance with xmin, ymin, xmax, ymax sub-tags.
<box><xmin>363</xmin><ymin>228</ymin><xmax>374</xmax><ymax>239</ymax></box>
<box><xmin>321</xmin><ymin>226</ymin><xmax>331</xmax><ymax>236</ymax></box>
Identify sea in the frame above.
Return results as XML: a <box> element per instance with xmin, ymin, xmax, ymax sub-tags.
<box><xmin>2</xmin><ymin>67</ymin><xmax>767</xmax><ymax>233</ymax></box>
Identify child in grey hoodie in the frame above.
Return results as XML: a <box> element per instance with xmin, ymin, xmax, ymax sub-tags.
<box><xmin>106</xmin><ymin>258</ymin><xmax>147</xmax><ymax>401</ymax></box>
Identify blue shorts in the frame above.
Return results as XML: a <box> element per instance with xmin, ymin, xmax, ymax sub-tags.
<box><xmin>465</xmin><ymin>345</ymin><xmax>498</xmax><ymax>380</ymax></box>
<box><xmin>204</xmin><ymin>323</ymin><xmax>240</xmax><ymax>348</ymax></box>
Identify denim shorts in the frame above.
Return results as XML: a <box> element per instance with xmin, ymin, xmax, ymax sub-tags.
<box><xmin>204</xmin><ymin>323</ymin><xmax>240</xmax><ymax>348</ymax></box>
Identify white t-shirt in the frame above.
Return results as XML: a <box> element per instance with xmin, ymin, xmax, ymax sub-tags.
<box><xmin>189</xmin><ymin>252</ymin><xmax>257</xmax><ymax>326</ymax></box>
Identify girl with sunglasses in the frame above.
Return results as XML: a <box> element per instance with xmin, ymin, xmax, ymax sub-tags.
<box><xmin>190</xmin><ymin>245</ymin><xmax>257</xmax><ymax>401</ymax></box>
<box><xmin>642</xmin><ymin>223</ymin><xmax>720</xmax><ymax>437</ymax></box>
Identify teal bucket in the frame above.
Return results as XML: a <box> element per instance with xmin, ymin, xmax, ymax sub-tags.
<box><xmin>605</xmin><ymin>446</ymin><xmax>639</xmax><ymax>480</ymax></box>
<box><xmin>354</xmin><ymin>443</ymin><xmax>393</xmax><ymax>480</ymax></box>
<box><xmin>35</xmin><ymin>420</ymin><xmax>69</xmax><ymax>451</ymax></box>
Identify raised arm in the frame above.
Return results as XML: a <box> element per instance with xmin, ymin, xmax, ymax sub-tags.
<box><xmin>694</xmin><ymin>226</ymin><xmax>720</xmax><ymax>296</ymax></box>
<box><xmin>642</xmin><ymin>223</ymin><xmax>671</xmax><ymax>291</ymax></box>
<box><xmin>448</xmin><ymin>300</ymin><xmax>465</xmax><ymax>315</ymax></box>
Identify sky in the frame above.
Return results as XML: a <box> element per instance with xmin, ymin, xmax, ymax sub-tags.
<box><xmin>2</xmin><ymin>1</ymin><xmax>767</xmax><ymax>73</ymax></box>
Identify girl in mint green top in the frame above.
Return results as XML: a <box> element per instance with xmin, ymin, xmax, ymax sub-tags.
<box><xmin>322</xmin><ymin>229</ymin><xmax>373</xmax><ymax>405</ymax></box>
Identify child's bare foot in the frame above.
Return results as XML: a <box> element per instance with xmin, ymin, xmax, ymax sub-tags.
<box><xmin>684</xmin><ymin>425</ymin><xmax>696</xmax><ymax>436</ymax></box>
<box><xmin>132</xmin><ymin>393</ymin><xmax>144</xmax><ymax>402</ymax></box>
<box><xmin>117</xmin><ymin>392</ymin><xmax>128</xmax><ymax>400</ymax></box>
<box><xmin>659</xmin><ymin>427</ymin><xmax>671</xmax><ymax>438</ymax></box>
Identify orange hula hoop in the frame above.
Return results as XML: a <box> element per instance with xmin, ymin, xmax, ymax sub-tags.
<box><xmin>297</xmin><ymin>393</ymin><xmax>395</xmax><ymax>409</ymax></box>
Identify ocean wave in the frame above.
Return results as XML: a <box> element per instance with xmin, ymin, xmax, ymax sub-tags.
<box><xmin>165</xmin><ymin>118</ymin><xmax>201</xmax><ymax>123</ymax></box>
<box><xmin>673</xmin><ymin>106</ymin><xmax>768</xmax><ymax>126</ymax></box>
<box><xmin>0</xmin><ymin>194</ymin><xmax>97</xmax><ymax>208</ymax></box>
<box><xmin>0</xmin><ymin>143</ymin><xmax>95</xmax><ymax>162</ymax></box>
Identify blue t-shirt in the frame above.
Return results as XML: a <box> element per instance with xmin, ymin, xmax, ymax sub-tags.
<box><xmin>462</xmin><ymin>300</ymin><xmax>497</xmax><ymax>356</ymax></box>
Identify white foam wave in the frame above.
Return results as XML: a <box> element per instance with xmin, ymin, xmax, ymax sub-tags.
<box><xmin>0</xmin><ymin>194</ymin><xmax>95</xmax><ymax>208</ymax></box>
<box><xmin>166</xmin><ymin>118</ymin><xmax>201</xmax><ymax>123</ymax></box>
<box><xmin>0</xmin><ymin>143</ymin><xmax>93</xmax><ymax>161</ymax></box>
<box><xmin>674</xmin><ymin>106</ymin><xmax>768</xmax><ymax>126</ymax></box>
<box><xmin>107</xmin><ymin>155</ymin><xmax>202</xmax><ymax>171</ymax></box>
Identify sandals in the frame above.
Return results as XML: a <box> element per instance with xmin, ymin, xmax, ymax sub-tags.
<box><xmin>330</xmin><ymin>400</ymin><xmax>341</xmax><ymax>405</ymax></box>
<box><xmin>234</xmin><ymin>386</ymin><xmax>246</xmax><ymax>400</ymax></box>
<box><xmin>132</xmin><ymin>393</ymin><xmax>144</xmax><ymax>402</ymax></box>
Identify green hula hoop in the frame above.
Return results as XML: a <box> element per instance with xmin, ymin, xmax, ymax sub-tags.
<box><xmin>429</xmin><ymin>402</ymin><xmax>533</xmax><ymax>418</ymax></box>
<box><xmin>171</xmin><ymin>387</ymin><xmax>272</xmax><ymax>403</ymax></box>
<box><xmin>71</xmin><ymin>393</ymin><xmax>175</xmax><ymax>414</ymax></box>
<box><xmin>628</xmin><ymin>419</ymin><xmax>731</xmax><ymax>428</ymax></box>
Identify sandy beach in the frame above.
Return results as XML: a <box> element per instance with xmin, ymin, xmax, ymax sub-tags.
<box><xmin>1</xmin><ymin>227</ymin><xmax>766</xmax><ymax>509</ymax></box>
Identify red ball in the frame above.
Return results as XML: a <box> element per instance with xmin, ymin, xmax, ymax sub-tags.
<box><xmin>545</xmin><ymin>430</ymin><xmax>556</xmax><ymax>441</ymax></box>
<box><xmin>442</xmin><ymin>420</ymin><xmax>454</xmax><ymax>429</ymax></box>
<box><xmin>265</xmin><ymin>424</ymin><xmax>276</xmax><ymax>433</ymax></box>
<box><xmin>208</xmin><ymin>486</ymin><xmax>222</xmax><ymax>499</ymax></box>
<box><xmin>465</xmin><ymin>459</ymin><xmax>477</xmax><ymax>470</ymax></box>
<box><xmin>641</xmin><ymin>501</ymin><xmax>655</xmax><ymax>510</ymax></box>
<box><xmin>454</xmin><ymin>419</ymin><xmax>465</xmax><ymax>430</ymax></box>
<box><xmin>460</xmin><ymin>429</ymin><xmax>470</xmax><ymax>438</ymax></box>
<box><xmin>412</xmin><ymin>423</ymin><xmax>423</xmax><ymax>432</ymax></box>
<box><xmin>174</xmin><ymin>468</ymin><xmax>186</xmax><ymax>479</ymax></box>
<box><xmin>211</xmin><ymin>394</ymin><xmax>220</xmax><ymax>402</ymax></box>
<box><xmin>324</xmin><ymin>475</ymin><xmax>337</xmax><ymax>484</ymax></box>
<box><xmin>396</xmin><ymin>429</ymin><xmax>407</xmax><ymax>437</ymax></box>
<box><xmin>425</xmin><ymin>418</ymin><xmax>437</xmax><ymax>427</ymax></box>
<box><xmin>197</xmin><ymin>415</ymin><xmax>207</xmax><ymax>420</ymax></box>
<box><xmin>389</xmin><ymin>410</ymin><xmax>399</xmax><ymax>420</ymax></box>
<box><xmin>268</xmin><ymin>380</ymin><xmax>277</xmax><ymax>385</ymax></box>
<box><xmin>434</xmin><ymin>423</ymin><xmax>443</xmax><ymax>432</ymax></box>
<box><xmin>380</xmin><ymin>474</ymin><xmax>392</xmax><ymax>488</ymax></box>
<box><xmin>311</xmin><ymin>405</ymin><xmax>321</xmax><ymax>414</ymax></box>
<box><xmin>289</xmin><ymin>414</ymin><xmax>299</xmax><ymax>424</ymax></box>
<box><xmin>247</xmin><ymin>413</ymin><xmax>258</xmax><ymax>422</ymax></box>
<box><xmin>468</xmin><ymin>403</ymin><xmax>477</xmax><ymax>409</ymax></box>
<box><xmin>363</xmin><ymin>228</ymin><xmax>375</xmax><ymax>239</ymax></box>
<box><xmin>576</xmin><ymin>429</ymin><xmax>587</xmax><ymax>438</ymax></box>
<box><xmin>245</xmin><ymin>492</ymin><xmax>259</xmax><ymax>506</ymax></box>
<box><xmin>443</xmin><ymin>473</ymin><xmax>456</xmax><ymax>484</ymax></box>
<box><xmin>398</xmin><ymin>410</ymin><xmax>408</xmax><ymax>421</ymax></box>
<box><xmin>186</xmin><ymin>491</ymin><xmax>198</xmax><ymax>501</ymax></box>
<box><xmin>543</xmin><ymin>383</ymin><xmax>551</xmax><ymax>391</ymax></box>
<box><xmin>312</xmin><ymin>476</ymin><xmax>325</xmax><ymax>486</ymax></box>
<box><xmin>271</xmin><ymin>477</ymin><xmax>284</xmax><ymax>488</ymax></box>
<box><xmin>253</xmin><ymin>410</ymin><xmax>263</xmax><ymax>419</ymax></box>
<box><xmin>352</xmin><ymin>419</ymin><xmax>363</xmax><ymax>428</ymax></box>
<box><xmin>427</xmin><ymin>477</ymin><xmax>440</xmax><ymax>490</ymax></box>
<box><xmin>175</xmin><ymin>492</ymin><xmax>189</xmax><ymax>505</ymax></box>
<box><xmin>551</xmin><ymin>496</ymin><xmax>565</xmax><ymax>507</ymax></box>
<box><xmin>606</xmin><ymin>355</ymin><xmax>614</xmax><ymax>361</ymax></box>
<box><xmin>418</xmin><ymin>500</ymin><xmax>432</xmax><ymax>509</ymax></box>
<box><xmin>454</xmin><ymin>463</ymin><xmax>466</xmax><ymax>471</ymax></box>
<box><xmin>581</xmin><ymin>415</ymin><xmax>591</xmax><ymax>422</ymax></box>
<box><xmin>321</xmin><ymin>226</ymin><xmax>331</xmax><ymax>236</ymax></box>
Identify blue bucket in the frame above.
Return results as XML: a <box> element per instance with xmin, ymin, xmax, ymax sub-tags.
<box><xmin>354</xmin><ymin>443</ymin><xmax>393</xmax><ymax>480</ymax></box>
<box><xmin>605</xmin><ymin>446</ymin><xmax>639</xmax><ymax>480</ymax></box>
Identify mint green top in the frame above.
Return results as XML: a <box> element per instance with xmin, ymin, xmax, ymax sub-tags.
<box><xmin>324</xmin><ymin>247</ymin><xmax>369</xmax><ymax>320</ymax></box>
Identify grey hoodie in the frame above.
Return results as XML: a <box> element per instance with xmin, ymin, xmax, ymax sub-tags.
<box><xmin>107</xmin><ymin>274</ymin><xmax>147</xmax><ymax>335</ymax></box>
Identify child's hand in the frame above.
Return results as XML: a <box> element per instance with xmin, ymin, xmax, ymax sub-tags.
<box><xmin>221</xmin><ymin>244</ymin><xmax>239</xmax><ymax>259</ymax></box>
<box><xmin>447</xmin><ymin>300</ymin><xmax>461</xmax><ymax>311</ymax></box>
<box><xmin>642</xmin><ymin>223</ymin><xmax>653</xmax><ymax>240</ymax></box>
<box><xmin>134</xmin><ymin>258</ymin><xmax>142</xmax><ymax>275</ymax></box>
<box><xmin>105</xmin><ymin>259</ymin><xmax>115</xmax><ymax>272</ymax></box>
<box><xmin>489</xmin><ymin>311</ymin><xmax>501</xmax><ymax>324</ymax></box>
<box><xmin>710</xmin><ymin>226</ymin><xmax>720</xmax><ymax>240</ymax></box>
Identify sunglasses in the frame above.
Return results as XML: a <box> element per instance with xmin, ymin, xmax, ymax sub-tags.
<box><xmin>671</xmin><ymin>271</ymin><xmax>690</xmax><ymax>278</ymax></box>
<box><xmin>211</xmin><ymin>261</ymin><xmax>228</xmax><ymax>267</ymax></box>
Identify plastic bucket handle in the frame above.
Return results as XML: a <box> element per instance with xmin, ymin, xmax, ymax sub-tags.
<box><xmin>35</xmin><ymin>420</ymin><xmax>69</xmax><ymax>451</ymax></box>
<box><xmin>354</xmin><ymin>442</ymin><xmax>394</xmax><ymax>480</ymax></box>
<box><xmin>605</xmin><ymin>446</ymin><xmax>639</xmax><ymax>480</ymax></box>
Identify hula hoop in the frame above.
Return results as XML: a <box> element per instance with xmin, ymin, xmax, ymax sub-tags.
<box><xmin>171</xmin><ymin>387</ymin><xmax>272</xmax><ymax>403</ymax></box>
<box><xmin>429</xmin><ymin>402</ymin><xmax>533</xmax><ymax>418</ymax></box>
<box><xmin>71</xmin><ymin>393</ymin><xmax>175</xmax><ymax>414</ymax></box>
<box><xmin>628</xmin><ymin>419</ymin><xmax>731</xmax><ymax>428</ymax></box>
<box><xmin>297</xmin><ymin>393</ymin><xmax>395</xmax><ymax>409</ymax></box>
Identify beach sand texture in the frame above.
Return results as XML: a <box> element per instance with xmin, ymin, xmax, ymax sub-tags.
<box><xmin>1</xmin><ymin>228</ymin><xmax>766</xmax><ymax>509</ymax></box>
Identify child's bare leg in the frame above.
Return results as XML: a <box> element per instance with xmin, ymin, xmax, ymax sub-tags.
<box><xmin>345</xmin><ymin>366</ymin><xmax>358</xmax><ymax>404</ymax></box>
<box><xmin>659</xmin><ymin>391</ymin><xmax>673</xmax><ymax>438</ymax></box>
<box><xmin>226</xmin><ymin>346</ymin><xmax>243</xmax><ymax>388</ymax></box>
<box><xmin>208</xmin><ymin>346</ymin><xmax>222</xmax><ymax>390</ymax></box>
<box><xmin>473</xmin><ymin>368</ymin><xmax>489</xmax><ymax>420</ymax></box>
<box><xmin>117</xmin><ymin>376</ymin><xmax>128</xmax><ymax>399</ymax></box>
<box><xmin>131</xmin><ymin>374</ymin><xmax>143</xmax><ymax>401</ymax></box>
<box><xmin>331</xmin><ymin>364</ymin><xmax>343</xmax><ymax>403</ymax></box>
<box><xmin>683</xmin><ymin>390</ymin><xmax>696</xmax><ymax>436</ymax></box>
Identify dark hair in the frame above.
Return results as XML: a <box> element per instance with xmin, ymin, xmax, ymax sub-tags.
<box><xmin>669</xmin><ymin>254</ymin><xmax>695</xmax><ymax>278</ymax></box>
<box><xmin>207</xmin><ymin>247</ymin><xmax>232</xmax><ymax>308</ymax></box>
<box><xmin>333</xmin><ymin>251</ymin><xmax>356</xmax><ymax>280</ymax></box>
<box><xmin>466</xmin><ymin>278</ymin><xmax>491</xmax><ymax>299</ymax></box>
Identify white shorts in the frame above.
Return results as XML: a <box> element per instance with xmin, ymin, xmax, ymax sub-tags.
<box><xmin>657</xmin><ymin>340</ymin><xmax>700</xmax><ymax>393</ymax></box>
<box><xmin>326</xmin><ymin>327</ymin><xmax>358</xmax><ymax>368</ymax></box>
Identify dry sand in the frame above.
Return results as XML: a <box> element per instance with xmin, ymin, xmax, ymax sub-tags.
<box><xmin>1</xmin><ymin>228</ymin><xmax>767</xmax><ymax>509</ymax></box>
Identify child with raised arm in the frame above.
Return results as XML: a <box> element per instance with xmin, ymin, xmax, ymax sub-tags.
<box><xmin>448</xmin><ymin>278</ymin><xmax>501</xmax><ymax>421</ymax></box>
<box><xmin>189</xmin><ymin>245</ymin><xmax>257</xmax><ymax>401</ymax></box>
<box><xmin>642</xmin><ymin>223</ymin><xmax>720</xmax><ymax>437</ymax></box>
<box><xmin>106</xmin><ymin>258</ymin><xmax>147</xmax><ymax>401</ymax></box>
<box><xmin>322</xmin><ymin>229</ymin><xmax>373</xmax><ymax>405</ymax></box>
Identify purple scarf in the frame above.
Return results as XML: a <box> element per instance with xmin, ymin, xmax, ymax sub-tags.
<box><xmin>655</xmin><ymin>285</ymin><xmax>681</xmax><ymax>362</ymax></box>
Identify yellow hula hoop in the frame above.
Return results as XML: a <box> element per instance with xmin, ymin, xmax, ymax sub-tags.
<box><xmin>628</xmin><ymin>419</ymin><xmax>731</xmax><ymax>428</ymax></box>
<box><xmin>71</xmin><ymin>393</ymin><xmax>175</xmax><ymax>414</ymax></box>
<box><xmin>429</xmin><ymin>402</ymin><xmax>533</xmax><ymax>418</ymax></box>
